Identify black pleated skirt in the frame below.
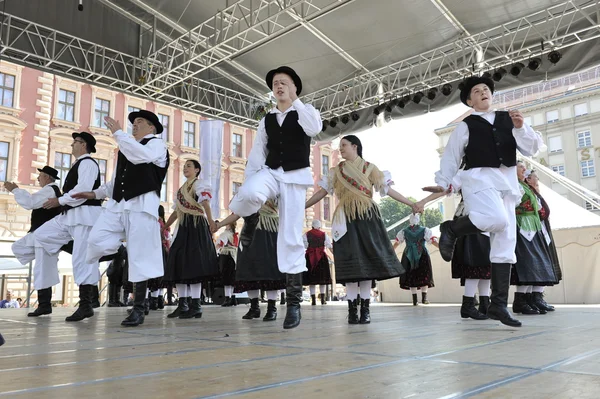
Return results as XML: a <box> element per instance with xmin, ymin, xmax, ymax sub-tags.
<box><xmin>218</xmin><ymin>254</ymin><xmax>237</xmax><ymax>286</ymax></box>
<box><xmin>512</xmin><ymin>230</ymin><xmax>556</xmax><ymax>286</ymax></box>
<box><xmin>303</xmin><ymin>254</ymin><xmax>332</xmax><ymax>285</ymax></box>
<box><xmin>451</xmin><ymin>233</ymin><xmax>492</xmax><ymax>284</ymax></box>
<box><xmin>235</xmin><ymin>228</ymin><xmax>285</xmax><ymax>285</ymax></box>
<box><xmin>400</xmin><ymin>252</ymin><xmax>434</xmax><ymax>289</ymax></box>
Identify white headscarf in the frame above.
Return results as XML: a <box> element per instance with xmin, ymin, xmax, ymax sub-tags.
<box><xmin>312</xmin><ymin>219</ymin><xmax>322</xmax><ymax>229</ymax></box>
<box><xmin>409</xmin><ymin>213</ymin><xmax>420</xmax><ymax>226</ymax></box>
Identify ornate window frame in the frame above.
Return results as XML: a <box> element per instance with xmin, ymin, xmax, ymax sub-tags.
<box><xmin>181</xmin><ymin>111</ymin><xmax>199</xmax><ymax>154</ymax></box>
<box><xmin>229</xmin><ymin>124</ymin><xmax>247</xmax><ymax>163</ymax></box>
<box><xmin>0</xmin><ymin>114</ymin><xmax>26</xmax><ymax>184</ymax></box>
<box><xmin>89</xmin><ymin>87</ymin><xmax>116</xmax><ymax>136</ymax></box>
<box><xmin>155</xmin><ymin>103</ymin><xmax>175</xmax><ymax>145</ymax></box>
<box><xmin>0</xmin><ymin>62</ymin><xmax>24</xmax><ymax>117</ymax></box>
<box><xmin>51</xmin><ymin>77</ymin><xmax>84</xmax><ymax>130</ymax></box>
<box><xmin>123</xmin><ymin>95</ymin><xmax>148</xmax><ymax>135</ymax></box>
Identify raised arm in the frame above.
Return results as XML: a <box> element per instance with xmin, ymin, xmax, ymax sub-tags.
<box><xmin>113</xmin><ymin>131</ymin><xmax>167</xmax><ymax>166</ymax></box>
<box><xmin>293</xmin><ymin>99</ymin><xmax>322</xmax><ymax>137</ymax></box>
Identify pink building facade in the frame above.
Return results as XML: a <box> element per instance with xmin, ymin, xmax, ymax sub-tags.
<box><xmin>0</xmin><ymin>61</ymin><xmax>339</xmax><ymax>239</ymax></box>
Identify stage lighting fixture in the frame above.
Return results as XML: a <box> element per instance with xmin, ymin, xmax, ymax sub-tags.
<box><xmin>373</xmin><ymin>104</ymin><xmax>387</xmax><ymax>116</ymax></box>
<box><xmin>397</xmin><ymin>99</ymin><xmax>406</xmax><ymax>109</ymax></box>
<box><xmin>341</xmin><ymin>114</ymin><xmax>350</xmax><ymax>124</ymax></box>
<box><xmin>351</xmin><ymin>111</ymin><xmax>359</xmax><ymax>121</ymax></box>
<box><xmin>528</xmin><ymin>58</ymin><xmax>542</xmax><ymax>71</ymax></box>
<box><xmin>458</xmin><ymin>81</ymin><xmax>465</xmax><ymax>91</ymax></box>
<box><xmin>548</xmin><ymin>50</ymin><xmax>562</xmax><ymax>65</ymax></box>
<box><xmin>441</xmin><ymin>83</ymin><xmax>452</xmax><ymax>96</ymax></box>
<box><xmin>492</xmin><ymin>67</ymin><xmax>507</xmax><ymax>82</ymax></box>
<box><xmin>481</xmin><ymin>72</ymin><xmax>492</xmax><ymax>79</ymax></box>
<box><xmin>402</xmin><ymin>95</ymin><xmax>411</xmax><ymax>103</ymax></box>
<box><xmin>427</xmin><ymin>88</ymin><xmax>438</xmax><ymax>101</ymax></box>
<box><xmin>509</xmin><ymin>63</ymin><xmax>525</xmax><ymax>77</ymax></box>
<box><xmin>321</xmin><ymin>120</ymin><xmax>328</xmax><ymax>131</ymax></box>
<box><xmin>330</xmin><ymin>117</ymin><xmax>339</xmax><ymax>128</ymax></box>
<box><xmin>413</xmin><ymin>91</ymin><xmax>424</xmax><ymax>104</ymax></box>
<box><xmin>385</xmin><ymin>99</ymin><xmax>399</xmax><ymax>113</ymax></box>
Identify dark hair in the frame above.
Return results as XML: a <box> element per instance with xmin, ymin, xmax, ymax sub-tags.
<box><xmin>187</xmin><ymin>159</ymin><xmax>201</xmax><ymax>177</ymax></box>
<box><xmin>341</xmin><ymin>135</ymin><xmax>363</xmax><ymax>157</ymax></box>
<box><xmin>158</xmin><ymin>205</ymin><xmax>165</xmax><ymax>223</ymax></box>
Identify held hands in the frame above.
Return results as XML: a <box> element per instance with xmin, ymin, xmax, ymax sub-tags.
<box><xmin>3</xmin><ymin>182</ymin><xmax>18</xmax><ymax>192</ymax></box>
<box><xmin>411</xmin><ymin>201</ymin><xmax>424</xmax><ymax>214</ymax></box>
<box><xmin>509</xmin><ymin>109</ymin><xmax>524</xmax><ymax>128</ymax></box>
<box><xmin>104</xmin><ymin>116</ymin><xmax>122</xmax><ymax>134</ymax></box>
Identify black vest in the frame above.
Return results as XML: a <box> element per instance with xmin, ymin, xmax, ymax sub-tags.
<box><xmin>62</xmin><ymin>157</ymin><xmax>103</xmax><ymax>212</ymax></box>
<box><xmin>463</xmin><ymin>111</ymin><xmax>517</xmax><ymax>170</ymax></box>
<box><xmin>264</xmin><ymin>111</ymin><xmax>311</xmax><ymax>171</ymax></box>
<box><xmin>28</xmin><ymin>184</ymin><xmax>62</xmax><ymax>233</ymax></box>
<box><xmin>112</xmin><ymin>137</ymin><xmax>169</xmax><ymax>202</ymax></box>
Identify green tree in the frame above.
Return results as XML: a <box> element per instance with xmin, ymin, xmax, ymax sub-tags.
<box><xmin>379</xmin><ymin>198</ymin><xmax>444</xmax><ymax>240</ymax></box>
<box><xmin>421</xmin><ymin>208</ymin><xmax>443</xmax><ymax>229</ymax></box>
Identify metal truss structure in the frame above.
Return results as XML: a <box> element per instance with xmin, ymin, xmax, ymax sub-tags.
<box><xmin>306</xmin><ymin>0</ymin><xmax>600</xmax><ymax>118</ymax></box>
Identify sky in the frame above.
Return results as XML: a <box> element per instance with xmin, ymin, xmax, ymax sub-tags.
<box><xmin>332</xmin><ymin>102</ymin><xmax>467</xmax><ymax>201</ymax></box>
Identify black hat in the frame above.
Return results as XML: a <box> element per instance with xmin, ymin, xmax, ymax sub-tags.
<box><xmin>37</xmin><ymin>166</ymin><xmax>60</xmax><ymax>180</ymax></box>
<box><xmin>266</xmin><ymin>66</ymin><xmax>302</xmax><ymax>95</ymax></box>
<box><xmin>459</xmin><ymin>76</ymin><xmax>495</xmax><ymax>106</ymax></box>
<box><xmin>128</xmin><ymin>110</ymin><xmax>164</xmax><ymax>134</ymax></box>
<box><xmin>72</xmin><ymin>132</ymin><xmax>97</xmax><ymax>153</ymax></box>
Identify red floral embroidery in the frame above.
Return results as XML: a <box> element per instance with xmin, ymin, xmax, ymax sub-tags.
<box><xmin>338</xmin><ymin>161</ymin><xmax>372</xmax><ymax>196</ymax></box>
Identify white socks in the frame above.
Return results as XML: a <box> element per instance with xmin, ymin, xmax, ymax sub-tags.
<box><xmin>478</xmin><ymin>279</ymin><xmax>491</xmax><ymax>296</ymax></box>
<box><xmin>247</xmin><ymin>289</ymin><xmax>260</xmax><ymax>299</ymax></box>
<box><xmin>266</xmin><ymin>290</ymin><xmax>279</xmax><ymax>301</ymax></box>
<box><xmin>150</xmin><ymin>290</ymin><xmax>159</xmax><ymax>298</ymax></box>
<box><xmin>516</xmin><ymin>285</ymin><xmax>530</xmax><ymax>293</ymax></box>
<box><xmin>410</xmin><ymin>287</ymin><xmax>418</xmax><ymax>294</ymax></box>
<box><xmin>176</xmin><ymin>284</ymin><xmax>188</xmax><ymax>298</ymax></box>
<box><xmin>359</xmin><ymin>280</ymin><xmax>371</xmax><ymax>299</ymax></box>
<box><xmin>224</xmin><ymin>285</ymin><xmax>234</xmax><ymax>297</ymax></box>
<box><xmin>420</xmin><ymin>286</ymin><xmax>428</xmax><ymax>294</ymax></box>
<box><xmin>532</xmin><ymin>286</ymin><xmax>544</xmax><ymax>293</ymax></box>
<box><xmin>309</xmin><ymin>285</ymin><xmax>316</xmax><ymax>295</ymax></box>
<box><xmin>189</xmin><ymin>283</ymin><xmax>202</xmax><ymax>299</ymax></box>
<box><xmin>346</xmin><ymin>283</ymin><xmax>359</xmax><ymax>300</ymax></box>
<box><xmin>319</xmin><ymin>285</ymin><xmax>326</xmax><ymax>294</ymax></box>
<box><xmin>464</xmin><ymin>279</ymin><xmax>478</xmax><ymax>297</ymax></box>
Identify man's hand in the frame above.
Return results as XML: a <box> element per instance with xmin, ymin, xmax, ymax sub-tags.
<box><xmin>71</xmin><ymin>192</ymin><xmax>96</xmax><ymax>200</ymax></box>
<box><xmin>43</xmin><ymin>198</ymin><xmax>61</xmax><ymax>209</ymax></box>
<box><xmin>104</xmin><ymin>116</ymin><xmax>122</xmax><ymax>134</ymax></box>
<box><xmin>3</xmin><ymin>182</ymin><xmax>18</xmax><ymax>192</ymax></box>
<box><xmin>289</xmin><ymin>86</ymin><xmax>298</xmax><ymax>102</ymax></box>
<box><xmin>422</xmin><ymin>185</ymin><xmax>446</xmax><ymax>193</ymax></box>
<box><xmin>509</xmin><ymin>109</ymin><xmax>524</xmax><ymax>129</ymax></box>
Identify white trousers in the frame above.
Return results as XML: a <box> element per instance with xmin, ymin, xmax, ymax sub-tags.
<box><xmin>229</xmin><ymin>169</ymin><xmax>307</xmax><ymax>274</ymax></box>
<box><xmin>86</xmin><ymin>210</ymin><xmax>163</xmax><ymax>283</ymax></box>
<box><xmin>12</xmin><ymin>233</ymin><xmax>60</xmax><ymax>290</ymax></box>
<box><xmin>464</xmin><ymin>188</ymin><xmax>517</xmax><ymax>264</ymax></box>
<box><xmin>34</xmin><ymin>216</ymin><xmax>100</xmax><ymax>286</ymax></box>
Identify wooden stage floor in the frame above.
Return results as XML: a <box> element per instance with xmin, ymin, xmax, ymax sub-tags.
<box><xmin>1</xmin><ymin>302</ymin><xmax>600</xmax><ymax>398</ymax></box>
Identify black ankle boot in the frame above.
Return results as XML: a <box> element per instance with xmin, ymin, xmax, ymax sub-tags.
<box><xmin>311</xmin><ymin>294</ymin><xmax>317</xmax><ymax>306</ymax></box>
<box><xmin>107</xmin><ymin>284</ymin><xmax>126</xmax><ymax>307</ymax></box>
<box><xmin>91</xmin><ymin>285</ymin><xmax>100</xmax><ymax>308</ymax></box>
<box><xmin>347</xmin><ymin>299</ymin><xmax>359</xmax><ymax>324</ymax></box>
<box><xmin>439</xmin><ymin>216</ymin><xmax>481</xmax><ymax>262</ymax></box>
<box><xmin>532</xmin><ymin>292</ymin><xmax>555</xmax><ymax>312</ymax></box>
<box><xmin>320</xmin><ymin>293</ymin><xmax>327</xmax><ymax>305</ymax></box>
<box><xmin>149</xmin><ymin>296</ymin><xmax>158</xmax><ymax>311</ymax></box>
<box><xmin>121</xmin><ymin>281</ymin><xmax>147</xmax><ymax>327</ymax></box>
<box><xmin>66</xmin><ymin>285</ymin><xmax>95</xmax><ymax>322</ymax></box>
<box><xmin>421</xmin><ymin>292</ymin><xmax>430</xmax><ymax>305</ymax></box>
<box><xmin>525</xmin><ymin>293</ymin><xmax>546</xmax><ymax>314</ymax></box>
<box><xmin>487</xmin><ymin>264</ymin><xmax>522</xmax><ymax>327</ymax></box>
<box><xmin>167</xmin><ymin>297</ymin><xmax>189</xmax><ymax>318</ymax></box>
<box><xmin>512</xmin><ymin>292</ymin><xmax>539</xmax><ymax>315</ymax></box>
<box><xmin>479</xmin><ymin>296</ymin><xmax>490</xmax><ymax>315</ymax></box>
<box><xmin>263</xmin><ymin>300</ymin><xmax>277</xmax><ymax>321</ymax></box>
<box><xmin>460</xmin><ymin>296</ymin><xmax>488</xmax><ymax>320</ymax></box>
<box><xmin>283</xmin><ymin>273</ymin><xmax>302</xmax><ymax>329</ymax></box>
<box><xmin>179</xmin><ymin>298</ymin><xmax>202</xmax><ymax>319</ymax></box>
<box><xmin>231</xmin><ymin>295</ymin><xmax>238</xmax><ymax>306</ymax></box>
<box><xmin>280</xmin><ymin>292</ymin><xmax>286</xmax><ymax>305</ymax></box>
<box><xmin>412</xmin><ymin>294</ymin><xmax>418</xmax><ymax>306</ymax></box>
<box><xmin>473</xmin><ymin>294</ymin><xmax>479</xmax><ymax>307</ymax></box>
<box><xmin>243</xmin><ymin>298</ymin><xmax>261</xmax><ymax>319</ymax></box>
<box><xmin>221</xmin><ymin>297</ymin><xmax>232</xmax><ymax>307</ymax></box>
<box><xmin>28</xmin><ymin>288</ymin><xmax>52</xmax><ymax>317</ymax></box>
<box><xmin>359</xmin><ymin>298</ymin><xmax>371</xmax><ymax>324</ymax></box>
<box><xmin>157</xmin><ymin>295</ymin><xmax>165</xmax><ymax>310</ymax></box>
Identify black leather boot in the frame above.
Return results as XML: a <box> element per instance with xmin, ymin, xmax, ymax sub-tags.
<box><xmin>283</xmin><ymin>273</ymin><xmax>302</xmax><ymax>329</ymax></box>
<box><xmin>121</xmin><ymin>281</ymin><xmax>147</xmax><ymax>327</ymax></box>
<box><xmin>513</xmin><ymin>292</ymin><xmax>539</xmax><ymax>315</ymax></box>
<box><xmin>167</xmin><ymin>297</ymin><xmax>189</xmax><ymax>318</ymax></box>
<box><xmin>479</xmin><ymin>296</ymin><xmax>490</xmax><ymax>315</ymax></box>
<box><xmin>221</xmin><ymin>297</ymin><xmax>232</xmax><ymax>307</ymax></box>
<box><xmin>66</xmin><ymin>285</ymin><xmax>95</xmax><ymax>322</ymax></box>
<box><xmin>439</xmin><ymin>216</ymin><xmax>481</xmax><ymax>262</ymax></box>
<box><xmin>460</xmin><ymin>296</ymin><xmax>488</xmax><ymax>320</ymax></box>
<box><xmin>422</xmin><ymin>292</ymin><xmax>430</xmax><ymax>305</ymax></box>
<box><xmin>311</xmin><ymin>294</ymin><xmax>317</xmax><ymax>306</ymax></box>
<box><xmin>359</xmin><ymin>298</ymin><xmax>371</xmax><ymax>324</ymax></box>
<box><xmin>263</xmin><ymin>299</ymin><xmax>277</xmax><ymax>321</ymax></box>
<box><xmin>166</xmin><ymin>286</ymin><xmax>174</xmax><ymax>306</ymax></box>
<box><xmin>532</xmin><ymin>292</ymin><xmax>555</xmax><ymax>312</ymax></box>
<box><xmin>280</xmin><ymin>292</ymin><xmax>286</xmax><ymax>305</ymax></box>
<box><xmin>487</xmin><ymin>264</ymin><xmax>522</xmax><ymax>327</ymax></box>
<box><xmin>320</xmin><ymin>293</ymin><xmax>327</xmax><ymax>305</ymax></box>
<box><xmin>231</xmin><ymin>295</ymin><xmax>238</xmax><ymax>306</ymax></box>
<box><xmin>412</xmin><ymin>294</ymin><xmax>418</xmax><ymax>306</ymax></box>
<box><xmin>107</xmin><ymin>284</ymin><xmax>126</xmax><ymax>307</ymax></box>
<box><xmin>149</xmin><ymin>296</ymin><xmax>158</xmax><ymax>311</ymax></box>
<box><xmin>347</xmin><ymin>299</ymin><xmax>359</xmax><ymax>324</ymax></box>
<box><xmin>144</xmin><ymin>295</ymin><xmax>150</xmax><ymax>315</ymax></box>
<box><xmin>179</xmin><ymin>298</ymin><xmax>202</xmax><ymax>319</ymax></box>
<box><xmin>91</xmin><ymin>285</ymin><xmax>100</xmax><ymax>308</ymax></box>
<box><xmin>28</xmin><ymin>287</ymin><xmax>52</xmax><ymax>317</ymax></box>
<box><xmin>243</xmin><ymin>298</ymin><xmax>261</xmax><ymax>319</ymax></box>
<box><xmin>157</xmin><ymin>295</ymin><xmax>165</xmax><ymax>310</ymax></box>
<box><xmin>525</xmin><ymin>293</ymin><xmax>545</xmax><ymax>314</ymax></box>
<box><xmin>473</xmin><ymin>294</ymin><xmax>479</xmax><ymax>307</ymax></box>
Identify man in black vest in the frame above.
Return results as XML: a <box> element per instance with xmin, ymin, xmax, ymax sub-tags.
<box><xmin>4</xmin><ymin>166</ymin><xmax>62</xmax><ymax>317</ymax></box>
<box><xmin>425</xmin><ymin>76</ymin><xmax>543</xmax><ymax>327</ymax></box>
<box><xmin>74</xmin><ymin>110</ymin><xmax>168</xmax><ymax>327</ymax></box>
<box><xmin>34</xmin><ymin>132</ymin><xmax>104</xmax><ymax>322</ymax></box>
<box><xmin>227</xmin><ymin>66</ymin><xmax>322</xmax><ymax>329</ymax></box>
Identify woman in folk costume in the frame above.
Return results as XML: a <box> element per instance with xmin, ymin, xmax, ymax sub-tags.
<box><xmin>162</xmin><ymin>159</ymin><xmax>219</xmax><ymax>320</ymax></box>
<box><xmin>216</xmin><ymin>223</ymin><xmax>239</xmax><ymax>307</ymax></box>
<box><xmin>393</xmin><ymin>213</ymin><xmax>438</xmax><ymax>306</ymax></box>
<box><xmin>510</xmin><ymin>161</ymin><xmax>557</xmax><ymax>315</ymax></box>
<box><xmin>216</xmin><ymin>200</ymin><xmax>285</xmax><ymax>322</ymax></box>
<box><xmin>523</xmin><ymin>169</ymin><xmax>560</xmax><ymax>313</ymax></box>
<box><xmin>303</xmin><ymin>219</ymin><xmax>333</xmax><ymax>306</ymax></box>
<box><xmin>148</xmin><ymin>205</ymin><xmax>171</xmax><ymax>310</ymax></box>
<box><xmin>305</xmin><ymin>135</ymin><xmax>422</xmax><ymax>324</ymax></box>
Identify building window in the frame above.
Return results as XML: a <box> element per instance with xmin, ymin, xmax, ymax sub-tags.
<box><xmin>547</xmin><ymin>136</ymin><xmax>562</xmax><ymax>153</ymax></box>
<box><xmin>574</xmin><ymin>103</ymin><xmax>588</xmax><ymax>117</ymax></box>
<box><xmin>524</xmin><ymin>116</ymin><xmax>533</xmax><ymax>127</ymax></box>
<box><xmin>581</xmin><ymin>159</ymin><xmax>595</xmax><ymax>178</ymax></box>
<box><xmin>232</xmin><ymin>182</ymin><xmax>242</xmax><ymax>197</ymax></box>
<box><xmin>127</xmin><ymin>106</ymin><xmax>140</xmax><ymax>135</ymax></box>
<box><xmin>551</xmin><ymin>165</ymin><xmax>565</xmax><ymax>176</ymax></box>
<box><xmin>232</xmin><ymin>133</ymin><xmax>243</xmax><ymax>157</ymax></box>
<box><xmin>0</xmin><ymin>73</ymin><xmax>16</xmax><ymax>108</ymax></box>
<box><xmin>323</xmin><ymin>197</ymin><xmax>331</xmax><ymax>221</ymax></box>
<box><xmin>546</xmin><ymin>110</ymin><xmax>559</xmax><ymax>123</ymax></box>
<box><xmin>585</xmin><ymin>201</ymin><xmax>599</xmax><ymax>211</ymax></box>
<box><xmin>94</xmin><ymin>98</ymin><xmax>111</xmax><ymax>128</ymax></box>
<box><xmin>322</xmin><ymin>155</ymin><xmax>330</xmax><ymax>176</ymax></box>
<box><xmin>158</xmin><ymin>114</ymin><xmax>169</xmax><ymax>141</ymax></box>
<box><xmin>57</xmin><ymin>89</ymin><xmax>76</xmax><ymax>122</ymax></box>
<box><xmin>95</xmin><ymin>158</ymin><xmax>107</xmax><ymax>185</ymax></box>
<box><xmin>0</xmin><ymin>142</ymin><xmax>9</xmax><ymax>182</ymax></box>
<box><xmin>184</xmin><ymin>121</ymin><xmax>196</xmax><ymax>147</ymax></box>
<box><xmin>577</xmin><ymin>131</ymin><xmax>592</xmax><ymax>148</ymax></box>
<box><xmin>160</xmin><ymin>176</ymin><xmax>168</xmax><ymax>202</ymax></box>
<box><xmin>54</xmin><ymin>152</ymin><xmax>72</xmax><ymax>182</ymax></box>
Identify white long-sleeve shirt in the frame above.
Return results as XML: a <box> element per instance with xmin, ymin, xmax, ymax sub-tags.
<box><xmin>435</xmin><ymin>110</ymin><xmax>543</xmax><ymax>198</ymax></box>
<box><xmin>58</xmin><ymin>154</ymin><xmax>102</xmax><ymax>227</ymax></box>
<box><xmin>94</xmin><ymin>131</ymin><xmax>168</xmax><ymax>218</ymax></box>
<box><xmin>302</xmin><ymin>231</ymin><xmax>333</xmax><ymax>249</ymax></box>
<box><xmin>245</xmin><ymin>99</ymin><xmax>322</xmax><ymax>185</ymax></box>
<box><xmin>12</xmin><ymin>183</ymin><xmax>60</xmax><ymax>210</ymax></box>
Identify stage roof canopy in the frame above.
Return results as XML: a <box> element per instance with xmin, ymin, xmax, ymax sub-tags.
<box><xmin>2</xmin><ymin>0</ymin><xmax>600</xmax><ymax>137</ymax></box>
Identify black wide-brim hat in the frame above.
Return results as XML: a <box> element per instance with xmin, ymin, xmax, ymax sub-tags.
<box><xmin>460</xmin><ymin>76</ymin><xmax>495</xmax><ymax>106</ymax></box>
<box><xmin>128</xmin><ymin>109</ymin><xmax>164</xmax><ymax>134</ymax></box>
<box><xmin>37</xmin><ymin>165</ymin><xmax>60</xmax><ymax>180</ymax></box>
<box><xmin>266</xmin><ymin>66</ymin><xmax>302</xmax><ymax>95</ymax></box>
<box><xmin>72</xmin><ymin>132</ymin><xmax>97</xmax><ymax>153</ymax></box>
